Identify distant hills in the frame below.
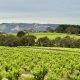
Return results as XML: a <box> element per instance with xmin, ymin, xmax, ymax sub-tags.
<box><xmin>0</xmin><ymin>23</ymin><xmax>59</xmax><ymax>33</ymax></box>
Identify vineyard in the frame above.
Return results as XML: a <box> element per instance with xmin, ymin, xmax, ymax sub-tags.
<box><xmin>0</xmin><ymin>46</ymin><xmax>80</xmax><ymax>80</ymax></box>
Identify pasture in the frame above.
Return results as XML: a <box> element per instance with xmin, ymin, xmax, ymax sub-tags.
<box><xmin>32</xmin><ymin>32</ymin><xmax>80</xmax><ymax>39</ymax></box>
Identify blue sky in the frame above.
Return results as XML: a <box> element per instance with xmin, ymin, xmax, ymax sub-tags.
<box><xmin>0</xmin><ymin>0</ymin><xmax>80</xmax><ymax>24</ymax></box>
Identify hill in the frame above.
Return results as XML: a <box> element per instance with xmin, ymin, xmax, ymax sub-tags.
<box><xmin>0</xmin><ymin>23</ymin><xmax>58</xmax><ymax>33</ymax></box>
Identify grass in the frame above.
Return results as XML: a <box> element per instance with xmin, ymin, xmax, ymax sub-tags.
<box><xmin>10</xmin><ymin>32</ymin><xmax>80</xmax><ymax>39</ymax></box>
<box><xmin>32</xmin><ymin>32</ymin><xmax>80</xmax><ymax>39</ymax></box>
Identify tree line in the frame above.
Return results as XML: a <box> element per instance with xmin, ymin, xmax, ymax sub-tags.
<box><xmin>55</xmin><ymin>25</ymin><xmax>80</xmax><ymax>34</ymax></box>
<box><xmin>0</xmin><ymin>31</ymin><xmax>80</xmax><ymax>48</ymax></box>
<box><xmin>47</xmin><ymin>24</ymin><xmax>80</xmax><ymax>35</ymax></box>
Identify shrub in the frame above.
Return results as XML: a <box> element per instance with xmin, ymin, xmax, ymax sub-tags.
<box><xmin>50</xmin><ymin>39</ymin><xmax>55</xmax><ymax>47</ymax></box>
<box><xmin>0</xmin><ymin>34</ymin><xmax>79</xmax><ymax>48</ymax></box>
<box><xmin>4</xmin><ymin>63</ymin><xmax>10</xmax><ymax>72</ymax></box>
<box><xmin>7</xmin><ymin>69</ymin><xmax>21</xmax><ymax>80</ymax></box>
<box><xmin>47</xmin><ymin>73</ymin><xmax>60</xmax><ymax>80</ymax></box>
<box><xmin>0</xmin><ymin>35</ymin><xmax>6</xmax><ymax>46</ymax></box>
<box><xmin>54</xmin><ymin>37</ymin><xmax>62</xmax><ymax>47</ymax></box>
<box><xmin>36</xmin><ymin>37</ymin><xmax>51</xmax><ymax>47</ymax></box>
<box><xmin>32</xmin><ymin>66</ymin><xmax>48</xmax><ymax>80</ymax></box>
<box><xmin>74</xmin><ymin>39</ymin><xmax>80</xmax><ymax>48</ymax></box>
<box><xmin>66</xmin><ymin>26</ymin><xmax>79</xmax><ymax>34</ymax></box>
<box><xmin>21</xmin><ymin>35</ymin><xmax>36</xmax><ymax>46</ymax></box>
<box><xmin>4</xmin><ymin>35</ymin><xmax>20</xmax><ymax>47</ymax></box>
<box><xmin>60</xmin><ymin>36</ymin><xmax>74</xmax><ymax>48</ymax></box>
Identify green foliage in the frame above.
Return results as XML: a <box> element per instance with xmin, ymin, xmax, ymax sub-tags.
<box><xmin>7</xmin><ymin>69</ymin><xmax>21</xmax><ymax>80</ymax></box>
<box><xmin>0</xmin><ymin>33</ymin><xmax>80</xmax><ymax>48</ymax></box>
<box><xmin>4</xmin><ymin>63</ymin><xmax>10</xmax><ymax>72</ymax></box>
<box><xmin>0</xmin><ymin>35</ymin><xmax>6</xmax><ymax>46</ymax></box>
<box><xmin>32</xmin><ymin>66</ymin><xmax>48</xmax><ymax>80</ymax></box>
<box><xmin>17</xmin><ymin>31</ymin><xmax>26</xmax><ymax>37</ymax></box>
<box><xmin>74</xmin><ymin>39</ymin><xmax>80</xmax><ymax>48</ymax></box>
<box><xmin>36</xmin><ymin>36</ymin><xmax>51</xmax><ymax>47</ymax></box>
<box><xmin>60</xmin><ymin>36</ymin><xmax>74</xmax><ymax>48</ymax></box>
<box><xmin>0</xmin><ymin>72</ymin><xmax>2</xmax><ymax>80</ymax></box>
<box><xmin>21</xmin><ymin>35</ymin><xmax>36</xmax><ymax>46</ymax></box>
<box><xmin>66</xmin><ymin>26</ymin><xmax>79</xmax><ymax>34</ymax></box>
<box><xmin>55</xmin><ymin>24</ymin><xmax>80</xmax><ymax>34</ymax></box>
<box><xmin>36</xmin><ymin>35</ymin><xmax>80</xmax><ymax>48</ymax></box>
<box><xmin>0</xmin><ymin>47</ymin><xmax>79</xmax><ymax>79</ymax></box>
<box><xmin>54</xmin><ymin>37</ymin><xmax>62</xmax><ymax>47</ymax></box>
<box><xmin>47</xmin><ymin>73</ymin><xmax>60</xmax><ymax>80</ymax></box>
<box><xmin>4</xmin><ymin>35</ymin><xmax>20</xmax><ymax>47</ymax></box>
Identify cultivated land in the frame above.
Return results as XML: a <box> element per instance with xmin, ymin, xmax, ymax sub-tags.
<box><xmin>0</xmin><ymin>33</ymin><xmax>80</xmax><ymax>80</ymax></box>
<box><xmin>0</xmin><ymin>46</ymin><xmax>80</xmax><ymax>80</ymax></box>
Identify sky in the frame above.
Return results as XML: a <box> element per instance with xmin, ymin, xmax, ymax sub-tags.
<box><xmin>0</xmin><ymin>0</ymin><xmax>80</xmax><ymax>24</ymax></box>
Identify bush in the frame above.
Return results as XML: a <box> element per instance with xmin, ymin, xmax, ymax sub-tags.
<box><xmin>17</xmin><ymin>31</ymin><xmax>26</xmax><ymax>37</ymax></box>
<box><xmin>60</xmin><ymin>36</ymin><xmax>74</xmax><ymax>48</ymax></box>
<box><xmin>66</xmin><ymin>26</ymin><xmax>79</xmax><ymax>34</ymax></box>
<box><xmin>36</xmin><ymin>37</ymin><xmax>51</xmax><ymax>47</ymax></box>
<box><xmin>50</xmin><ymin>39</ymin><xmax>55</xmax><ymax>47</ymax></box>
<box><xmin>54</xmin><ymin>37</ymin><xmax>62</xmax><ymax>47</ymax></box>
<box><xmin>21</xmin><ymin>35</ymin><xmax>36</xmax><ymax>46</ymax></box>
<box><xmin>74</xmin><ymin>39</ymin><xmax>80</xmax><ymax>48</ymax></box>
<box><xmin>32</xmin><ymin>66</ymin><xmax>48</xmax><ymax>80</ymax></box>
<box><xmin>4</xmin><ymin>63</ymin><xmax>10</xmax><ymax>72</ymax></box>
<box><xmin>0</xmin><ymin>34</ymin><xmax>80</xmax><ymax>48</ymax></box>
<box><xmin>0</xmin><ymin>35</ymin><xmax>6</xmax><ymax>46</ymax></box>
<box><xmin>4</xmin><ymin>35</ymin><xmax>20</xmax><ymax>47</ymax></box>
<box><xmin>7</xmin><ymin>70</ymin><xmax>21</xmax><ymax>80</ymax></box>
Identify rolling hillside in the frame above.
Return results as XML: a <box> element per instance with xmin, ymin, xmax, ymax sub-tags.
<box><xmin>0</xmin><ymin>23</ymin><xmax>58</xmax><ymax>33</ymax></box>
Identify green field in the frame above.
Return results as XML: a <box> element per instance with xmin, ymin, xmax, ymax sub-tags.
<box><xmin>0</xmin><ymin>46</ymin><xmax>80</xmax><ymax>80</ymax></box>
<box><xmin>12</xmin><ymin>32</ymin><xmax>80</xmax><ymax>39</ymax></box>
<box><xmin>0</xmin><ymin>32</ymin><xmax>80</xmax><ymax>80</ymax></box>
<box><xmin>31</xmin><ymin>32</ymin><xmax>80</xmax><ymax>39</ymax></box>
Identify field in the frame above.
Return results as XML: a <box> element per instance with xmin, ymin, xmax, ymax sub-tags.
<box><xmin>0</xmin><ymin>32</ymin><xmax>80</xmax><ymax>80</ymax></box>
<box><xmin>32</xmin><ymin>32</ymin><xmax>80</xmax><ymax>39</ymax></box>
<box><xmin>12</xmin><ymin>32</ymin><xmax>80</xmax><ymax>39</ymax></box>
<box><xmin>0</xmin><ymin>46</ymin><xmax>80</xmax><ymax>80</ymax></box>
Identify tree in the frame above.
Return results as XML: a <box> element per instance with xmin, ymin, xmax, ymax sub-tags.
<box><xmin>54</xmin><ymin>37</ymin><xmax>62</xmax><ymax>47</ymax></box>
<box><xmin>46</xmin><ymin>27</ymin><xmax>54</xmax><ymax>32</ymax></box>
<box><xmin>74</xmin><ymin>39</ymin><xmax>80</xmax><ymax>48</ymax></box>
<box><xmin>66</xmin><ymin>26</ymin><xmax>79</xmax><ymax>34</ymax></box>
<box><xmin>0</xmin><ymin>35</ymin><xmax>6</xmax><ymax>46</ymax></box>
<box><xmin>55</xmin><ymin>25</ymin><xmax>68</xmax><ymax>33</ymax></box>
<box><xmin>36</xmin><ymin>37</ymin><xmax>51</xmax><ymax>47</ymax></box>
<box><xmin>21</xmin><ymin>35</ymin><xmax>36</xmax><ymax>46</ymax></box>
<box><xmin>60</xmin><ymin>36</ymin><xmax>74</xmax><ymax>48</ymax></box>
<box><xmin>4</xmin><ymin>35</ymin><xmax>20</xmax><ymax>47</ymax></box>
<box><xmin>55</xmin><ymin>24</ymin><xmax>80</xmax><ymax>34</ymax></box>
<box><xmin>17</xmin><ymin>31</ymin><xmax>26</xmax><ymax>37</ymax></box>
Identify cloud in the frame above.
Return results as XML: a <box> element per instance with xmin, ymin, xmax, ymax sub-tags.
<box><xmin>0</xmin><ymin>0</ymin><xmax>79</xmax><ymax>24</ymax></box>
